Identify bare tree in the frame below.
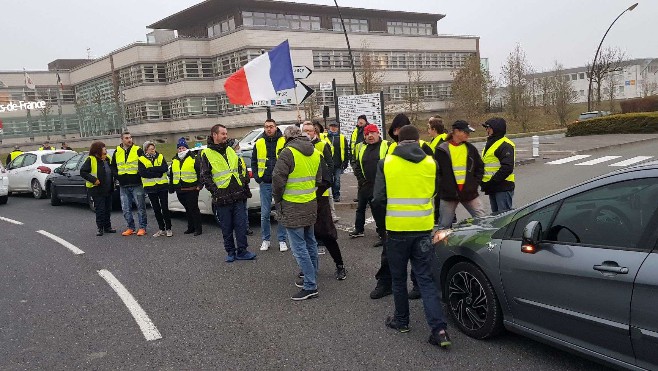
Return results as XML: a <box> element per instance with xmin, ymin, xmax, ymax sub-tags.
<box><xmin>450</xmin><ymin>54</ymin><xmax>489</xmax><ymax>120</ymax></box>
<box><xmin>357</xmin><ymin>41</ymin><xmax>385</xmax><ymax>94</ymax></box>
<box><xmin>536</xmin><ymin>75</ymin><xmax>555</xmax><ymax>114</ymax></box>
<box><xmin>37</xmin><ymin>90</ymin><xmax>54</xmax><ymax>140</ymax></box>
<box><xmin>303</xmin><ymin>92</ymin><xmax>320</xmax><ymax>121</ymax></box>
<box><xmin>552</xmin><ymin>63</ymin><xmax>576</xmax><ymax>126</ymax></box>
<box><xmin>587</xmin><ymin>47</ymin><xmax>625</xmax><ymax>109</ymax></box>
<box><xmin>604</xmin><ymin>73</ymin><xmax>618</xmax><ymax>113</ymax></box>
<box><xmin>501</xmin><ymin>44</ymin><xmax>533</xmax><ymax>131</ymax></box>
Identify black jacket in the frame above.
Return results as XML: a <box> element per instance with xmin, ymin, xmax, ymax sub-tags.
<box><xmin>326</xmin><ymin>131</ymin><xmax>350</xmax><ymax>170</ymax></box>
<box><xmin>111</xmin><ymin>144</ymin><xmax>144</xmax><ymax>187</ymax></box>
<box><xmin>200</xmin><ymin>143</ymin><xmax>249</xmax><ymax>206</ymax></box>
<box><xmin>311</xmin><ymin>136</ymin><xmax>334</xmax><ymax>177</ymax></box>
<box><xmin>137</xmin><ymin>153</ymin><xmax>168</xmax><ymax>193</ymax></box>
<box><xmin>482</xmin><ymin>123</ymin><xmax>515</xmax><ymax>194</ymax></box>
<box><xmin>434</xmin><ymin>141</ymin><xmax>484</xmax><ymax>202</ymax></box>
<box><xmin>80</xmin><ymin>156</ymin><xmax>114</xmax><ymax>197</ymax></box>
<box><xmin>353</xmin><ymin>139</ymin><xmax>384</xmax><ymax>190</ymax></box>
<box><xmin>168</xmin><ymin>151</ymin><xmax>201</xmax><ymax>190</ymax></box>
<box><xmin>251</xmin><ymin>128</ymin><xmax>283</xmax><ymax>184</ymax></box>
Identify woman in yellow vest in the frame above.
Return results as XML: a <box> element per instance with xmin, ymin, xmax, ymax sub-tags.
<box><xmin>80</xmin><ymin>141</ymin><xmax>116</xmax><ymax>236</ymax></box>
<box><xmin>169</xmin><ymin>137</ymin><xmax>203</xmax><ymax>236</ymax></box>
<box><xmin>139</xmin><ymin>141</ymin><xmax>172</xmax><ymax>237</ymax></box>
<box><xmin>481</xmin><ymin>117</ymin><xmax>515</xmax><ymax>213</ymax></box>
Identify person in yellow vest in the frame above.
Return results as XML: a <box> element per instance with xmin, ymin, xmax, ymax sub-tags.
<box><xmin>272</xmin><ymin>125</ymin><xmax>322</xmax><ymax>301</ymax></box>
<box><xmin>326</xmin><ymin>122</ymin><xmax>350</xmax><ymax>203</ymax></box>
<box><xmin>6</xmin><ymin>145</ymin><xmax>22</xmax><ymax>165</ymax></box>
<box><xmin>372</xmin><ymin>125</ymin><xmax>452</xmax><ymax>348</ymax></box>
<box><xmin>111</xmin><ymin>131</ymin><xmax>147</xmax><ymax>236</ymax></box>
<box><xmin>251</xmin><ymin>119</ymin><xmax>288</xmax><ymax>252</ymax></box>
<box><xmin>427</xmin><ymin>116</ymin><xmax>448</xmax><ymax>151</ymax></box>
<box><xmin>433</xmin><ymin>121</ymin><xmax>486</xmax><ymax>230</ymax></box>
<box><xmin>38</xmin><ymin>141</ymin><xmax>55</xmax><ymax>150</ymax></box>
<box><xmin>386</xmin><ymin>113</ymin><xmax>434</xmax><ymax>156</ymax></box>
<box><xmin>481</xmin><ymin>117</ymin><xmax>515</xmax><ymax>213</ymax></box>
<box><xmin>311</xmin><ymin>121</ymin><xmax>339</xmax><ymax>222</ymax></box>
<box><xmin>200</xmin><ymin>124</ymin><xmax>255</xmax><ymax>263</ymax></box>
<box><xmin>139</xmin><ymin>141</ymin><xmax>172</xmax><ymax>237</ymax></box>
<box><xmin>228</xmin><ymin>138</ymin><xmax>253</xmax><ymax>236</ymax></box>
<box><xmin>349</xmin><ymin>114</ymin><xmax>369</xmax><ymax>164</ymax></box>
<box><xmin>80</xmin><ymin>141</ymin><xmax>116</xmax><ymax>236</ymax></box>
<box><xmin>169</xmin><ymin>137</ymin><xmax>203</xmax><ymax>236</ymax></box>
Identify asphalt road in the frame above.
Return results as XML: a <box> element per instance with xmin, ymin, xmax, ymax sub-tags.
<box><xmin>3</xmin><ymin>140</ymin><xmax>655</xmax><ymax>370</ymax></box>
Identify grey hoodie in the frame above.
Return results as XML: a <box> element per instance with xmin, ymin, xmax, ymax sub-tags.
<box><xmin>272</xmin><ymin>135</ymin><xmax>323</xmax><ymax>229</ymax></box>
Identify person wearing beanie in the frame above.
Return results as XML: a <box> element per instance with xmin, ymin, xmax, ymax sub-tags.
<box><xmin>111</xmin><ymin>131</ymin><xmax>147</xmax><ymax>236</ymax></box>
<box><xmin>386</xmin><ymin>113</ymin><xmax>433</xmax><ymax>156</ymax></box>
<box><xmin>349</xmin><ymin>114</ymin><xmax>369</xmax><ymax>166</ymax></box>
<box><xmin>138</xmin><ymin>141</ymin><xmax>172</xmax><ymax>237</ymax></box>
<box><xmin>169</xmin><ymin>137</ymin><xmax>203</xmax><ymax>236</ymax></box>
<box><xmin>326</xmin><ymin>122</ymin><xmax>350</xmax><ymax>203</ymax></box>
<box><xmin>372</xmin><ymin>125</ymin><xmax>452</xmax><ymax>348</ymax></box>
<box><xmin>481</xmin><ymin>117</ymin><xmax>516</xmax><ymax>213</ymax></box>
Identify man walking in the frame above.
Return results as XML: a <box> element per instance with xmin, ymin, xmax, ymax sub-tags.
<box><xmin>201</xmin><ymin>124</ymin><xmax>256</xmax><ymax>263</ymax></box>
<box><xmin>434</xmin><ymin>121</ymin><xmax>486</xmax><ymax>230</ymax></box>
<box><xmin>427</xmin><ymin>116</ymin><xmax>448</xmax><ymax>151</ymax></box>
<box><xmin>111</xmin><ymin>131</ymin><xmax>147</xmax><ymax>236</ymax></box>
<box><xmin>373</xmin><ymin>125</ymin><xmax>451</xmax><ymax>348</ymax></box>
<box><xmin>481</xmin><ymin>117</ymin><xmax>516</xmax><ymax>213</ymax></box>
<box><xmin>252</xmin><ymin>119</ymin><xmax>288</xmax><ymax>252</ymax></box>
<box><xmin>272</xmin><ymin>126</ymin><xmax>322</xmax><ymax>301</ymax></box>
<box><xmin>326</xmin><ymin>122</ymin><xmax>349</xmax><ymax>202</ymax></box>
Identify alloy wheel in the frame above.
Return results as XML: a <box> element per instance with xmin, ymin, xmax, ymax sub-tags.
<box><xmin>448</xmin><ymin>271</ymin><xmax>488</xmax><ymax>331</ymax></box>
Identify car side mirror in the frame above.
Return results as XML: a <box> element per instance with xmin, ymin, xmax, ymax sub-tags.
<box><xmin>54</xmin><ymin>166</ymin><xmax>62</xmax><ymax>174</ymax></box>
<box><xmin>521</xmin><ymin>220</ymin><xmax>542</xmax><ymax>254</ymax></box>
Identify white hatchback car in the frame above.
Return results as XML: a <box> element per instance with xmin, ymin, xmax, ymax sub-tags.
<box><xmin>6</xmin><ymin>150</ymin><xmax>77</xmax><ymax>199</ymax></box>
<box><xmin>168</xmin><ymin>146</ymin><xmax>261</xmax><ymax>215</ymax></box>
<box><xmin>0</xmin><ymin>162</ymin><xmax>8</xmax><ymax>205</ymax></box>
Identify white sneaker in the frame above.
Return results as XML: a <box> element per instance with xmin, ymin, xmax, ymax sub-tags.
<box><xmin>260</xmin><ymin>240</ymin><xmax>270</xmax><ymax>251</ymax></box>
<box><xmin>332</xmin><ymin>216</ymin><xmax>340</xmax><ymax>223</ymax></box>
<box><xmin>318</xmin><ymin>247</ymin><xmax>326</xmax><ymax>255</ymax></box>
<box><xmin>153</xmin><ymin>230</ymin><xmax>166</xmax><ymax>237</ymax></box>
<box><xmin>279</xmin><ymin>241</ymin><xmax>289</xmax><ymax>252</ymax></box>
<box><xmin>166</xmin><ymin>230</ymin><xmax>173</xmax><ymax>237</ymax></box>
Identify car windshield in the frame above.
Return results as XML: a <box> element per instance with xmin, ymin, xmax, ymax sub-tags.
<box><xmin>239</xmin><ymin>130</ymin><xmax>262</xmax><ymax>144</ymax></box>
<box><xmin>41</xmin><ymin>152</ymin><xmax>76</xmax><ymax>164</ymax></box>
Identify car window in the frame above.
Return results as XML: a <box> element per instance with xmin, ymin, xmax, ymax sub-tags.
<box><xmin>240</xmin><ymin>130</ymin><xmax>262</xmax><ymax>144</ymax></box>
<box><xmin>22</xmin><ymin>154</ymin><xmax>37</xmax><ymax>167</ymax></box>
<box><xmin>64</xmin><ymin>154</ymin><xmax>84</xmax><ymax>170</ymax></box>
<box><xmin>42</xmin><ymin>152</ymin><xmax>76</xmax><ymax>164</ymax></box>
<box><xmin>510</xmin><ymin>202</ymin><xmax>559</xmax><ymax>239</ymax></box>
<box><xmin>10</xmin><ymin>154</ymin><xmax>25</xmax><ymax>168</ymax></box>
<box><xmin>546</xmin><ymin>178</ymin><xmax>658</xmax><ymax>250</ymax></box>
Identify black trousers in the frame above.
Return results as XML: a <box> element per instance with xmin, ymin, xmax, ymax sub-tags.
<box><xmin>147</xmin><ymin>189</ymin><xmax>171</xmax><ymax>231</ymax></box>
<box><xmin>354</xmin><ymin>186</ymin><xmax>385</xmax><ymax>237</ymax></box>
<box><xmin>177</xmin><ymin>190</ymin><xmax>202</xmax><ymax>233</ymax></box>
<box><xmin>92</xmin><ymin>194</ymin><xmax>113</xmax><ymax>230</ymax></box>
<box><xmin>376</xmin><ymin>240</ymin><xmax>419</xmax><ymax>289</ymax></box>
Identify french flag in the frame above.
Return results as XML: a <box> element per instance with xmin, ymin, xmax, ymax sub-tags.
<box><xmin>224</xmin><ymin>40</ymin><xmax>295</xmax><ymax>106</ymax></box>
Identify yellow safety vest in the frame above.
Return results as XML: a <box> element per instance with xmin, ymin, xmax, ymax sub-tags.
<box><xmin>115</xmin><ymin>145</ymin><xmax>140</xmax><ymax>175</ymax></box>
<box><xmin>482</xmin><ymin>137</ymin><xmax>515</xmax><ymax>183</ymax></box>
<box><xmin>327</xmin><ymin>133</ymin><xmax>347</xmax><ymax>162</ymax></box>
<box><xmin>171</xmin><ymin>155</ymin><xmax>198</xmax><ymax>185</ymax></box>
<box><xmin>282</xmin><ymin>147</ymin><xmax>321</xmax><ymax>203</ymax></box>
<box><xmin>384</xmin><ymin>153</ymin><xmax>436</xmax><ymax>232</ymax></box>
<box><xmin>85</xmin><ymin>156</ymin><xmax>99</xmax><ymax>188</ymax></box>
<box><xmin>38</xmin><ymin>146</ymin><xmax>55</xmax><ymax>150</ymax></box>
<box><xmin>9</xmin><ymin>151</ymin><xmax>23</xmax><ymax>161</ymax></box>
<box><xmin>357</xmin><ymin>140</ymin><xmax>389</xmax><ymax>177</ymax></box>
<box><xmin>314</xmin><ymin>139</ymin><xmax>333</xmax><ymax>197</ymax></box>
<box><xmin>449</xmin><ymin>143</ymin><xmax>468</xmax><ymax>186</ymax></box>
<box><xmin>239</xmin><ymin>156</ymin><xmax>248</xmax><ymax>178</ymax></box>
<box><xmin>202</xmin><ymin>147</ymin><xmax>241</xmax><ymax>189</ymax></box>
<box><xmin>139</xmin><ymin>154</ymin><xmax>168</xmax><ymax>190</ymax></box>
<box><xmin>350</xmin><ymin>127</ymin><xmax>363</xmax><ymax>154</ymax></box>
<box><xmin>255</xmin><ymin>136</ymin><xmax>285</xmax><ymax>178</ymax></box>
<box><xmin>429</xmin><ymin>133</ymin><xmax>448</xmax><ymax>152</ymax></box>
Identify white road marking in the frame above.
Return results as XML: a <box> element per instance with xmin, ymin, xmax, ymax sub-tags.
<box><xmin>36</xmin><ymin>230</ymin><xmax>85</xmax><ymax>255</ymax></box>
<box><xmin>546</xmin><ymin>155</ymin><xmax>591</xmax><ymax>165</ymax></box>
<box><xmin>575</xmin><ymin>156</ymin><xmax>622</xmax><ymax>166</ymax></box>
<box><xmin>0</xmin><ymin>216</ymin><xmax>23</xmax><ymax>225</ymax></box>
<box><xmin>97</xmin><ymin>269</ymin><xmax>162</xmax><ymax>341</ymax></box>
<box><xmin>608</xmin><ymin>156</ymin><xmax>654</xmax><ymax>167</ymax></box>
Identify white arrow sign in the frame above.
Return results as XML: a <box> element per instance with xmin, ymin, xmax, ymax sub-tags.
<box><xmin>293</xmin><ymin>66</ymin><xmax>312</xmax><ymax>80</ymax></box>
<box><xmin>251</xmin><ymin>81</ymin><xmax>315</xmax><ymax>107</ymax></box>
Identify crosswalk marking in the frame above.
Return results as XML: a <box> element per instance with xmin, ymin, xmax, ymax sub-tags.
<box><xmin>608</xmin><ymin>156</ymin><xmax>654</xmax><ymax>167</ymax></box>
<box><xmin>574</xmin><ymin>156</ymin><xmax>622</xmax><ymax>166</ymax></box>
<box><xmin>546</xmin><ymin>155</ymin><xmax>591</xmax><ymax>165</ymax></box>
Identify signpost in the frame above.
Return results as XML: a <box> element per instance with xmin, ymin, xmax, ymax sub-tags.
<box><xmin>319</xmin><ymin>82</ymin><xmax>333</xmax><ymax>91</ymax></box>
<box><xmin>292</xmin><ymin>66</ymin><xmax>312</xmax><ymax>80</ymax></box>
<box><xmin>251</xmin><ymin>80</ymin><xmax>314</xmax><ymax>107</ymax></box>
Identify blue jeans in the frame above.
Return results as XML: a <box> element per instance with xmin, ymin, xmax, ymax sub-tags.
<box><xmin>287</xmin><ymin>226</ymin><xmax>318</xmax><ymax>290</ymax></box>
<box><xmin>489</xmin><ymin>191</ymin><xmax>514</xmax><ymax>213</ymax></box>
<box><xmin>214</xmin><ymin>200</ymin><xmax>249</xmax><ymax>255</ymax></box>
<box><xmin>387</xmin><ymin>232</ymin><xmax>447</xmax><ymax>332</ymax></box>
<box><xmin>331</xmin><ymin>168</ymin><xmax>343</xmax><ymax>199</ymax></box>
<box><xmin>259</xmin><ymin>183</ymin><xmax>286</xmax><ymax>242</ymax></box>
<box><xmin>119</xmin><ymin>185</ymin><xmax>147</xmax><ymax>230</ymax></box>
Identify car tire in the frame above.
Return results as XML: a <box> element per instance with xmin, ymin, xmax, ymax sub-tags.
<box><xmin>0</xmin><ymin>195</ymin><xmax>8</xmax><ymax>205</ymax></box>
<box><xmin>444</xmin><ymin>262</ymin><xmax>504</xmax><ymax>339</ymax></box>
<box><xmin>32</xmin><ymin>179</ymin><xmax>46</xmax><ymax>199</ymax></box>
<box><xmin>50</xmin><ymin>183</ymin><xmax>62</xmax><ymax>206</ymax></box>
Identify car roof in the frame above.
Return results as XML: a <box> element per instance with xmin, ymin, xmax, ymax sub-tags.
<box><xmin>24</xmin><ymin>150</ymin><xmax>76</xmax><ymax>155</ymax></box>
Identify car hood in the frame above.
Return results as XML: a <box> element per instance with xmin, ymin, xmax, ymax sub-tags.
<box><xmin>440</xmin><ymin>209</ymin><xmax>517</xmax><ymax>248</ymax></box>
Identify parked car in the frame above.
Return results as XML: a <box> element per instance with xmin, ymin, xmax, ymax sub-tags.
<box><xmin>0</xmin><ymin>162</ymin><xmax>8</xmax><ymax>205</ymax></box>
<box><xmin>47</xmin><ymin>149</ymin><xmax>121</xmax><ymax>211</ymax></box>
<box><xmin>168</xmin><ymin>146</ymin><xmax>261</xmax><ymax>215</ymax></box>
<box><xmin>238</xmin><ymin>124</ymin><xmax>292</xmax><ymax>152</ymax></box>
<box><xmin>434</xmin><ymin>161</ymin><xmax>658</xmax><ymax>369</ymax></box>
<box><xmin>574</xmin><ymin>111</ymin><xmax>611</xmax><ymax>123</ymax></box>
<box><xmin>6</xmin><ymin>150</ymin><xmax>77</xmax><ymax>198</ymax></box>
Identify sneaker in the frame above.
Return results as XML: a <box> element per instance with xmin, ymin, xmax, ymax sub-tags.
<box><xmin>246</xmin><ymin>228</ymin><xmax>254</xmax><ymax>236</ymax></box>
<box><xmin>166</xmin><ymin>230</ymin><xmax>173</xmax><ymax>237</ymax></box>
<box><xmin>373</xmin><ymin>238</ymin><xmax>383</xmax><ymax>247</ymax></box>
<box><xmin>370</xmin><ymin>285</ymin><xmax>392</xmax><ymax>299</ymax></box>
<box><xmin>385</xmin><ymin>316</ymin><xmax>410</xmax><ymax>333</ymax></box>
<box><xmin>291</xmin><ymin>289</ymin><xmax>318</xmax><ymax>301</ymax></box>
<box><xmin>96</xmin><ymin>229</ymin><xmax>104</xmax><ymax>237</ymax></box>
<box><xmin>335</xmin><ymin>265</ymin><xmax>347</xmax><ymax>280</ymax></box>
<box><xmin>225</xmin><ymin>253</ymin><xmax>236</xmax><ymax>263</ymax></box>
<box><xmin>152</xmin><ymin>230</ymin><xmax>166</xmax><ymax>237</ymax></box>
<box><xmin>318</xmin><ymin>247</ymin><xmax>326</xmax><ymax>255</ymax></box>
<box><xmin>428</xmin><ymin>330</ymin><xmax>452</xmax><ymax>348</ymax></box>
<box><xmin>349</xmin><ymin>230</ymin><xmax>365</xmax><ymax>238</ymax></box>
<box><xmin>332</xmin><ymin>215</ymin><xmax>340</xmax><ymax>223</ymax></box>
<box><xmin>298</xmin><ymin>271</ymin><xmax>304</xmax><ymax>278</ymax></box>
<box><xmin>193</xmin><ymin>231</ymin><xmax>202</xmax><ymax>236</ymax></box>
<box><xmin>352</xmin><ymin>198</ymin><xmax>358</xmax><ymax>203</ymax></box>
<box><xmin>333</xmin><ymin>197</ymin><xmax>340</xmax><ymax>203</ymax></box>
<box><xmin>279</xmin><ymin>241</ymin><xmax>288</xmax><ymax>252</ymax></box>
<box><xmin>295</xmin><ymin>276</ymin><xmax>304</xmax><ymax>288</ymax></box>
<box><xmin>121</xmin><ymin>228</ymin><xmax>134</xmax><ymax>236</ymax></box>
<box><xmin>137</xmin><ymin>229</ymin><xmax>147</xmax><ymax>236</ymax></box>
<box><xmin>408</xmin><ymin>286</ymin><xmax>421</xmax><ymax>300</ymax></box>
<box><xmin>260</xmin><ymin>241</ymin><xmax>270</xmax><ymax>251</ymax></box>
<box><xmin>104</xmin><ymin>227</ymin><xmax>116</xmax><ymax>233</ymax></box>
<box><xmin>236</xmin><ymin>250</ymin><xmax>257</xmax><ymax>260</ymax></box>
<box><xmin>183</xmin><ymin>229</ymin><xmax>194</xmax><ymax>234</ymax></box>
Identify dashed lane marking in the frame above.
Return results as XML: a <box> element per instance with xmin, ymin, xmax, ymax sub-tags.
<box><xmin>608</xmin><ymin>156</ymin><xmax>654</xmax><ymax>167</ymax></box>
<box><xmin>546</xmin><ymin>155</ymin><xmax>591</xmax><ymax>165</ymax></box>
<box><xmin>0</xmin><ymin>216</ymin><xmax>23</xmax><ymax>225</ymax></box>
<box><xmin>574</xmin><ymin>156</ymin><xmax>622</xmax><ymax>166</ymax></box>
<box><xmin>36</xmin><ymin>230</ymin><xmax>85</xmax><ymax>255</ymax></box>
<box><xmin>97</xmin><ymin>269</ymin><xmax>162</xmax><ymax>342</ymax></box>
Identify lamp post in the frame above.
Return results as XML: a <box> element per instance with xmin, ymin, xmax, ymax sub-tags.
<box><xmin>587</xmin><ymin>2</ymin><xmax>638</xmax><ymax>111</ymax></box>
<box><xmin>333</xmin><ymin>0</ymin><xmax>359</xmax><ymax>95</ymax></box>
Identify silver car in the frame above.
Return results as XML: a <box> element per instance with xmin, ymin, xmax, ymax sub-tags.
<box><xmin>435</xmin><ymin>162</ymin><xmax>658</xmax><ymax>370</ymax></box>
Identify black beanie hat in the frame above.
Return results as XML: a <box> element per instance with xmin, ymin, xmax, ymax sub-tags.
<box><xmin>388</xmin><ymin>113</ymin><xmax>412</xmax><ymax>141</ymax></box>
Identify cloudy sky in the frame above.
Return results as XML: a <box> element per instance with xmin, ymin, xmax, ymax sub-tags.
<box><xmin>3</xmin><ymin>0</ymin><xmax>655</xmax><ymax>78</ymax></box>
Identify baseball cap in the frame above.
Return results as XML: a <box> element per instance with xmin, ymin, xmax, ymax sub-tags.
<box><xmin>452</xmin><ymin>120</ymin><xmax>475</xmax><ymax>133</ymax></box>
<box><xmin>363</xmin><ymin>124</ymin><xmax>380</xmax><ymax>135</ymax></box>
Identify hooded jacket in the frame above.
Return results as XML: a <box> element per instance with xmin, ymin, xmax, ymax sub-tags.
<box><xmin>200</xmin><ymin>142</ymin><xmax>249</xmax><ymax>206</ymax></box>
<box><xmin>272</xmin><ymin>136</ymin><xmax>322</xmax><ymax>229</ymax></box>
<box><xmin>482</xmin><ymin>121</ymin><xmax>515</xmax><ymax>194</ymax></box>
<box><xmin>169</xmin><ymin>150</ymin><xmax>202</xmax><ymax>191</ymax></box>
<box><xmin>434</xmin><ymin>140</ymin><xmax>484</xmax><ymax>202</ymax></box>
<box><xmin>80</xmin><ymin>155</ymin><xmax>115</xmax><ymax>197</ymax></box>
<box><xmin>251</xmin><ymin>128</ymin><xmax>283</xmax><ymax>184</ymax></box>
<box><xmin>138</xmin><ymin>151</ymin><xmax>168</xmax><ymax>193</ymax></box>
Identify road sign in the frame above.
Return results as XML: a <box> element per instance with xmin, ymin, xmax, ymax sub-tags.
<box><xmin>251</xmin><ymin>81</ymin><xmax>315</xmax><ymax>107</ymax></box>
<box><xmin>293</xmin><ymin>66</ymin><xmax>312</xmax><ymax>80</ymax></box>
<box><xmin>319</xmin><ymin>82</ymin><xmax>332</xmax><ymax>91</ymax></box>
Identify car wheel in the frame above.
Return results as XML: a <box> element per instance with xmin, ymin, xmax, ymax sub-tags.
<box><xmin>444</xmin><ymin>262</ymin><xmax>503</xmax><ymax>339</ymax></box>
<box><xmin>32</xmin><ymin>179</ymin><xmax>46</xmax><ymax>199</ymax></box>
<box><xmin>50</xmin><ymin>183</ymin><xmax>62</xmax><ymax>206</ymax></box>
<box><xmin>0</xmin><ymin>195</ymin><xmax>8</xmax><ymax>205</ymax></box>
<box><xmin>87</xmin><ymin>194</ymin><xmax>96</xmax><ymax>212</ymax></box>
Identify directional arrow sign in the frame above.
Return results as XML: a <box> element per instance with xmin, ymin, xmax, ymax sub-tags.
<box><xmin>250</xmin><ymin>80</ymin><xmax>315</xmax><ymax>107</ymax></box>
<box><xmin>293</xmin><ymin>66</ymin><xmax>312</xmax><ymax>80</ymax></box>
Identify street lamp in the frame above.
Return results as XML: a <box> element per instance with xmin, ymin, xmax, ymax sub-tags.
<box><xmin>587</xmin><ymin>2</ymin><xmax>638</xmax><ymax>111</ymax></box>
<box><xmin>333</xmin><ymin>0</ymin><xmax>359</xmax><ymax>95</ymax></box>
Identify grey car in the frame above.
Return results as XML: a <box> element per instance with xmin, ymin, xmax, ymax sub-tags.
<box><xmin>434</xmin><ymin>162</ymin><xmax>658</xmax><ymax>370</ymax></box>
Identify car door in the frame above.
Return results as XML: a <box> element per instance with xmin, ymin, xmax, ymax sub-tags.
<box><xmin>7</xmin><ymin>155</ymin><xmax>26</xmax><ymax>191</ymax></box>
<box><xmin>12</xmin><ymin>154</ymin><xmax>37</xmax><ymax>191</ymax></box>
<box><xmin>57</xmin><ymin>154</ymin><xmax>84</xmax><ymax>199</ymax></box>
<box><xmin>500</xmin><ymin>176</ymin><xmax>657</xmax><ymax>365</ymax></box>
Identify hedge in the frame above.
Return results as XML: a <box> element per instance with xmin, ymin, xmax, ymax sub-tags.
<box><xmin>620</xmin><ymin>96</ymin><xmax>658</xmax><ymax>113</ymax></box>
<box><xmin>566</xmin><ymin>112</ymin><xmax>658</xmax><ymax>137</ymax></box>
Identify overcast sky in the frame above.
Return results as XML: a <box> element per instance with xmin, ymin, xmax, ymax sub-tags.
<box><xmin>3</xmin><ymin>0</ymin><xmax>656</xmax><ymax>78</ymax></box>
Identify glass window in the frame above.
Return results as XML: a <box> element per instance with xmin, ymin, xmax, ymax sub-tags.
<box><xmin>64</xmin><ymin>154</ymin><xmax>83</xmax><ymax>170</ymax></box>
<box><xmin>510</xmin><ymin>203</ymin><xmax>559</xmax><ymax>239</ymax></box>
<box><xmin>22</xmin><ymin>154</ymin><xmax>38</xmax><ymax>167</ymax></box>
<box><xmin>10</xmin><ymin>154</ymin><xmax>26</xmax><ymax>168</ymax></box>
